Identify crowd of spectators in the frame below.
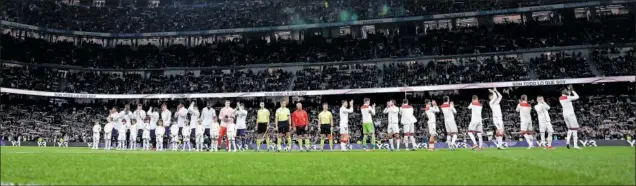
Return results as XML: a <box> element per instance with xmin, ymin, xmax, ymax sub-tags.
<box><xmin>2</xmin><ymin>13</ymin><xmax>634</xmax><ymax>68</ymax></box>
<box><xmin>1</xmin><ymin>0</ymin><xmax>585</xmax><ymax>33</ymax></box>
<box><xmin>591</xmin><ymin>48</ymin><xmax>635</xmax><ymax>76</ymax></box>
<box><xmin>2</xmin><ymin>83</ymin><xmax>634</xmax><ymax>144</ymax></box>
<box><xmin>529</xmin><ymin>51</ymin><xmax>595</xmax><ymax>79</ymax></box>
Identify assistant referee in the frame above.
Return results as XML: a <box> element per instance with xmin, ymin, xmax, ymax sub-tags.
<box><xmin>275</xmin><ymin>100</ymin><xmax>291</xmax><ymax>152</ymax></box>
<box><xmin>255</xmin><ymin>101</ymin><xmax>270</xmax><ymax>152</ymax></box>
<box><xmin>318</xmin><ymin>102</ymin><xmax>334</xmax><ymax>151</ymax></box>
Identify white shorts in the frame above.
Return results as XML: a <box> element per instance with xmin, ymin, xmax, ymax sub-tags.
<box><xmin>226</xmin><ymin>127</ymin><xmax>236</xmax><ymax>138</ymax></box>
<box><xmin>387</xmin><ymin>124</ymin><xmax>400</xmax><ymax>134</ymax></box>
<box><xmin>402</xmin><ymin>123</ymin><xmax>415</xmax><ymax>134</ymax></box>
<box><xmin>444</xmin><ymin>120</ymin><xmax>458</xmax><ymax>133</ymax></box>
<box><xmin>539</xmin><ymin>122</ymin><xmax>554</xmax><ymax>133</ymax></box>
<box><xmin>427</xmin><ymin>122</ymin><xmax>437</xmax><ymax>135</ymax></box>
<box><xmin>142</xmin><ymin>131</ymin><xmax>151</xmax><ymax>139</ymax></box>
<box><xmin>520</xmin><ymin>120</ymin><xmax>533</xmax><ymax>131</ymax></box>
<box><xmin>493</xmin><ymin>117</ymin><xmax>504</xmax><ymax>130</ymax></box>
<box><xmin>563</xmin><ymin>114</ymin><xmax>579</xmax><ymax>129</ymax></box>
<box><xmin>171</xmin><ymin>135</ymin><xmax>178</xmax><ymax>142</ymax></box>
<box><xmin>104</xmin><ymin>133</ymin><xmax>112</xmax><ymax>140</ymax></box>
<box><xmin>118</xmin><ymin>134</ymin><xmax>126</xmax><ymax>141</ymax></box>
<box><xmin>129</xmin><ymin>133</ymin><xmax>137</xmax><ymax>140</ymax></box>
<box><xmin>339</xmin><ymin>126</ymin><xmax>349</xmax><ymax>135</ymax></box>
<box><xmin>468</xmin><ymin>121</ymin><xmax>483</xmax><ymax>133</ymax></box>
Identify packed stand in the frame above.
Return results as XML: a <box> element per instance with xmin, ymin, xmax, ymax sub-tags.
<box><xmin>528</xmin><ymin>51</ymin><xmax>595</xmax><ymax>79</ymax></box>
<box><xmin>1</xmin><ymin>0</ymin><xmax>585</xmax><ymax>32</ymax></box>
<box><xmin>2</xmin><ymin>83</ymin><xmax>634</xmax><ymax>144</ymax></box>
<box><xmin>591</xmin><ymin>48</ymin><xmax>635</xmax><ymax>76</ymax></box>
<box><xmin>1</xmin><ymin>65</ymin><xmax>293</xmax><ymax>94</ymax></box>
<box><xmin>294</xmin><ymin>64</ymin><xmax>379</xmax><ymax>91</ymax></box>
<box><xmin>2</xmin><ymin>13</ymin><xmax>634</xmax><ymax>68</ymax></box>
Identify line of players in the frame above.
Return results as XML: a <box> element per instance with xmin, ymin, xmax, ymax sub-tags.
<box><xmin>90</xmin><ymin>86</ymin><xmax>584</xmax><ymax>152</ymax></box>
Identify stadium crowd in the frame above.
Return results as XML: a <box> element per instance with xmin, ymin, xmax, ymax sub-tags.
<box><xmin>1</xmin><ymin>13</ymin><xmax>634</xmax><ymax>68</ymax></box>
<box><xmin>1</xmin><ymin>0</ymin><xmax>585</xmax><ymax>32</ymax></box>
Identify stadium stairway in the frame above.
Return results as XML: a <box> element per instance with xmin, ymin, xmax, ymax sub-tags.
<box><xmin>585</xmin><ymin>56</ymin><xmax>604</xmax><ymax>76</ymax></box>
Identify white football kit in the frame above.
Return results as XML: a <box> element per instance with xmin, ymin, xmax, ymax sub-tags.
<box><xmin>440</xmin><ymin>103</ymin><xmax>458</xmax><ymax>133</ymax></box>
<box><xmin>535</xmin><ymin>103</ymin><xmax>553</xmax><ymax>133</ymax></box>
<box><xmin>467</xmin><ymin>102</ymin><xmax>483</xmax><ymax>133</ymax></box>
<box><xmin>559</xmin><ymin>92</ymin><xmax>580</xmax><ymax>129</ymax></box>
<box><xmin>425</xmin><ymin>105</ymin><xmax>440</xmax><ymax>135</ymax></box>
<box><xmin>383</xmin><ymin>106</ymin><xmax>400</xmax><ymax>133</ymax></box>
<box><xmin>339</xmin><ymin>106</ymin><xmax>354</xmax><ymax>134</ymax></box>
<box><xmin>399</xmin><ymin>105</ymin><xmax>416</xmax><ymax>134</ymax></box>
<box><xmin>489</xmin><ymin>93</ymin><xmax>504</xmax><ymax>130</ymax></box>
<box><xmin>516</xmin><ymin>101</ymin><xmax>533</xmax><ymax>131</ymax></box>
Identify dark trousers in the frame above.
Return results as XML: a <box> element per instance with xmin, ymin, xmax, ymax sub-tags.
<box><xmin>112</xmin><ymin>129</ymin><xmax>119</xmax><ymax>145</ymax></box>
<box><xmin>150</xmin><ymin>129</ymin><xmax>156</xmax><ymax>148</ymax></box>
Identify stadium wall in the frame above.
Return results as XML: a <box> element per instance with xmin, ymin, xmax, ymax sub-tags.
<box><xmin>4</xmin><ymin>140</ymin><xmax>635</xmax><ymax>149</ymax></box>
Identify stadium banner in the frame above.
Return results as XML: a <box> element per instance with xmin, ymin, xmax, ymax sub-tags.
<box><xmin>2</xmin><ymin>0</ymin><xmax>633</xmax><ymax>38</ymax></box>
<box><xmin>2</xmin><ymin>140</ymin><xmax>635</xmax><ymax>149</ymax></box>
<box><xmin>1</xmin><ymin>76</ymin><xmax>634</xmax><ymax>99</ymax></box>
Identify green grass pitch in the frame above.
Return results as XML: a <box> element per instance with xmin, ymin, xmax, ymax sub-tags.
<box><xmin>1</xmin><ymin>146</ymin><xmax>634</xmax><ymax>185</ymax></box>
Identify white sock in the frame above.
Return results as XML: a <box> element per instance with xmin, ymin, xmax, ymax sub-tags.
<box><xmin>540</xmin><ymin>132</ymin><xmax>546</xmax><ymax>145</ymax></box>
<box><xmin>547</xmin><ymin>132</ymin><xmax>553</xmax><ymax>147</ymax></box>
<box><xmin>389</xmin><ymin>139</ymin><xmax>394</xmax><ymax>150</ymax></box>
<box><xmin>410</xmin><ymin>136</ymin><xmax>416</xmax><ymax>149</ymax></box>
<box><xmin>566</xmin><ymin>130</ymin><xmax>572</xmax><ymax>145</ymax></box>
<box><xmin>497</xmin><ymin>136</ymin><xmax>503</xmax><ymax>147</ymax></box>
<box><xmin>446</xmin><ymin>135</ymin><xmax>451</xmax><ymax>144</ymax></box>
<box><xmin>341</xmin><ymin>142</ymin><xmax>345</xmax><ymax>150</ymax></box>
<box><xmin>451</xmin><ymin>134</ymin><xmax>457</xmax><ymax>147</ymax></box>
<box><xmin>468</xmin><ymin>133</ymin><xmax>477</xmax><ymax>146</ymax></box>
<box><xmin>231</xmin><ymin>140</ymin><xmax>237</xmax><ymax>151</ymax></box>
<box><xmin>477</xmin><ymin>133</ymin><xmax>483</xmax><ymax>148</ymax></box>
<box><xmin>396</xmin><ymin>139</ymin><xmax>401</xmax><ymax>150</ymax></box>
<box><xmin>572</xmin><ymin>131</ymin><xmax>579</xmax><ymax>147</ymax></box>
<box><xmin>524</xmin><ymin>134</ymin><xmax>533</xmax><ymax>147</ymax></box>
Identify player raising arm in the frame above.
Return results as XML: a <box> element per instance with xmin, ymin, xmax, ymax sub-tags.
<box><xmin>516</xmin><ymin>95</ymin><xmax>534</xmax><ymax>149</ymax></box>
<box><xmin>560</xmin><ymin>85</ymin><xmax>582</xmax><ymax>149</ymax></box>
<box><xmin>488</xmin><ymin>88</ymin><xmax>505</xmax><ymax>150</ymax></box>
<box><xmin>255</xmin><ymin>102</ymin><xmax>270</xmax><ymax>152</ymax></box>
<box><xmin>275</xmin><ymin>100</ymin><xmax>291</xmax><ymax>152</ymax></box>
<box><xmin>424</xmin><ymin>99</ymin><xmax>440</xmax><ymax>151</ymax></box>
<box><xmin>384</xmin><ymin>100</ymin><xmax>400</xmax><ymax>151</ymax></box>
<box><xmin>92</xmin><ymin>121</ymin><xmax>101</xmax><ymax>150</ymax></box>
<box><xmin>535</xmin><ymin>96</ymin><xmax>554</xmax><ymax>149</ymax></box>
<box><xmin>339</xmin><ymin>100</ymin><xmax>354</xmax><ymax>151</ymax></box>
<box><xmin>400</xmin><ymin>99</ymin><xmax>417</xmax><ymax>151</ymax></box>
<box><xmin>467</xmin><ymin>95</ymin><xmax>483</xmax><ymax>150</ymax></box>
<box><xmin>360</xmin><ymin>98</ymin><xmax>377</xmax><ymax>151</ymax></box>
<box><xmin>318</xmin><ymin>102</ymin><xmax>334</xmax><ymax>151</ymax></box>
<box><xmin>441</xmin><ymin>97</ymin><xmax>458</xmax><ymax>150</ymax></box>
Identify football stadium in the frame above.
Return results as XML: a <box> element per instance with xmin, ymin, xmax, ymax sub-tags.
<box><xmin>1</xmin><ymin>0</ymin><xmax>635</xmax><ymax>185</ymax></box>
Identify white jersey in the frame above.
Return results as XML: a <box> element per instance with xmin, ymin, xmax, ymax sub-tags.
<box><xmin>383</xmin><ymin>106</ymin><xmax>399</xmax><ymax>124</ymax></box>
<box><xmin>142</xmin><ymin>122</ymin><xmax>151</xmax><ymax>139</ymax></box>
<box><xmin>93</xmin><ymin>124</ymin><xmax>102</xmax><ymax>134</ymax></box>
<box><xmin>118</xmin><ymin>110</ymin><xmax>133</xmax><ymax>129</ymax></box>
<box><xmin>219</xmin><ymin>107</ymin><xmax>235</xmax><ymax>127</ymax></box>
<box><xmin>339</xmin><ymin>106</ymin><xmax>354</xmax><ymax>127</ymax></box>
<box><xmin>196</xmin><ymin>125</ymin><xmax>205</xmax><ymax>137</ymax></box>
<box><xmin>148</xmin><ymin>109</ymin><xmax>159</xmax><ymax>130</ymax></box>
<box><xmin>175</xmin><ymin>107</ymin><xmax>188</xmax><ymax>127</ymax></box>
<box><xmin>133</xmin><ymin>109</ymin><xmax>146</xmax><ymax>127</ymax></box>
<box><xmin>399</xmin><ymin>104</ymin><xmax>416</xmax><ymax>124</ymax></box>
<box><xmin>516</xmin><ymin>101</ymin><xmax>532</xmax><ymax>122</ymax></box>
<box><xmin>559</xmin><ymin>91</ymin><xmax>579</xmax><ymax>116</ymax></box>
<box><xmin>467</xmin><ymin>101</ymin><xmax>483</xmax><ymax>122</ymax></box>
<box><xmin>182</xmin><ymin>125</ymin><xmax>191</xmax><ymax>138</ymax></box>
<box><xmin>129</xmin><ymin>124</ymin><xmax>137</xmax><ymax>134</ymax></box>
<box><xmin>156</xmin><ymin>126</ymin><xmax>165</xmax><ymax>136</ymax></box>
<box><xmin>211</xmin><ymin>121</ymin><xmax>220</xmax><ymax>132</ymax></box>
<box><xmin>161</xmin><ymin>110</ymin><xmax>172</xmax><ymax>127</ymax></box>
<box><xmin>235</xmin><ymin>109</ymin><xmax>248</xmax><ymax>129</ymax></box>
<box><xmin>170</xmin><ymin>125</ymin><xmax>179</xmax><ymax>137</ymax></box>
<box><xmin>188</xmin><ymin>105</ymin><xmax>200</xmax><ymax>129</ymax></box>
<box><xmin>104</xmin><ymin>122</ymin><xmax>113</xmax><ymax>134</ymax></box>
<box><xmin>440</xmin><ymin>103</ymin><xmax>457</xmax><ymax>123</ymax></box>
<box><xmin>200</xmin><ymin>107</ymin><xmax>216</xmax><ymax>129</ymax></box>
<box><xmin>118</xmin><ymin>124</ymin><xmax>127</xmax><ymax>135</ymax></box>
<box><xmin>360</xmin><ymin>104</ymin><xmax>376</xmax><ymax>123</ymax></box>
<box><xmin>425</xmin><ymin>105</ymin><xmax>440</xmax><ymax>124</ymax></box>
<box><xmin>534</xmin><ymin>103</ymin><xmax>551</xmax><ymax>123</ymax></box>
